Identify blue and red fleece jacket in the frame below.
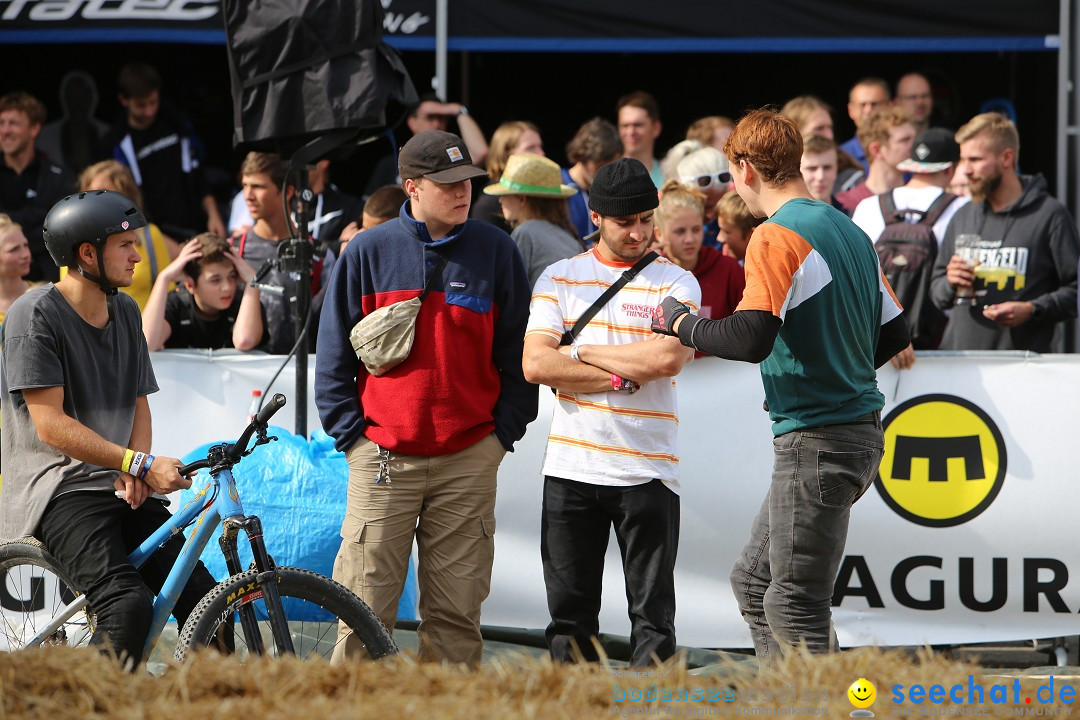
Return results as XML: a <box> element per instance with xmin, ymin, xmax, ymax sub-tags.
<box><xmin>315</xmin><ymin>203</ymin><xmax>538</xmax><ymax>456</ymax></box>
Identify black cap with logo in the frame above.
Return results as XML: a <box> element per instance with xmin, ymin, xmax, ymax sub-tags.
<box><xmin>398</xmin><ymin>130</ymin><xmax>488</xmax><ymax>183</ymax></box>
<box><xmin>897</xmin><ymin>127</ymin><xmax>961</xmax><ymax>174</ymax></box>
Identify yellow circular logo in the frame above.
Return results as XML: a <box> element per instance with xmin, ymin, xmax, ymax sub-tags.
<box><xmin>875</xmin><ymin>394</ymin><xmax>1007</xmax><ymax>527</ymax></box>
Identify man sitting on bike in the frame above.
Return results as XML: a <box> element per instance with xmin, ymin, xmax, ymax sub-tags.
<box><xmin>0</xmin><ymin>190</ymin><xmax>219</xmax><ymax>669</ymax></box>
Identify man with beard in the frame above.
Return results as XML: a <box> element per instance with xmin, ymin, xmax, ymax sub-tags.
<box><xmin>522</xmin><ymin>157</ymin><xmax>699</xmax><ymax>666</ymax></box>
<box><xmin>929</xmin><ymin>113</ymin><xmax>1079</xmax><ymax>351</ymax></box>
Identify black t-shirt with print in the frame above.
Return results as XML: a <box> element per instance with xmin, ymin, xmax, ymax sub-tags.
<box><xmin>163</xmin><ymin>287</ymin><xmax>261</xmax><ymax>350</ymax></box>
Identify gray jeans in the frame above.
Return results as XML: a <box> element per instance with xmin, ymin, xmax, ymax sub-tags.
<box><xmin>729</xmin><ymin>411</ymin><xmax>884</xmax><ymax>661</ymax></box>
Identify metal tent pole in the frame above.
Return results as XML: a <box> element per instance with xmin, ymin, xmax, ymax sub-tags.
<box><xmin>435</xmin><ymin>0</ymin><xmax>448</xmax><ymax>100</ymax></box>
<box><xmin>1071</xmin><ymin>0</ymin><xmax>1080</xmax><ymax>217</ymax></box>
<box><xmin>1057</xmin><ymin>0</ymin><xmax>1071</xmax><ymax>207</ymax></box>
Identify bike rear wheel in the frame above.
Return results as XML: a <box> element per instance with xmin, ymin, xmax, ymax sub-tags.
<box><xmin>175</xmin><ymin>566</ymin><xmax>397</xmax><ymax>662</ymax></box>
<box><xmin>0</xmin><ymin>538</ymin><xmax>94</xmax><ymax>650</ymax></box>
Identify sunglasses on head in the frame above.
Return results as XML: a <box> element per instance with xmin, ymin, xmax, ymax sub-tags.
<box><xmin>682</xmin><ymin>172</ymin><xmax>732</xmax><ymax>190</ymax></box>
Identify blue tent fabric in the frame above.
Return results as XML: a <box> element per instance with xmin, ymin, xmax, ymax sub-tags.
<box><xmin>178</xmin><ymin>427</ymin><xmax>417</xmax><ymax>622</ymax></box>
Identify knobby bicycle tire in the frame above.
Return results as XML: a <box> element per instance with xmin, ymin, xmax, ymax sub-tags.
<box><xmin>175</xmin><ymin>566</ymin><xmax>397</xmax><ymax>662</ymax></box>
<box><xmin>0</xmin><ymin>538</ymin><xmax>94</xmax><ymax>650</ymax></box>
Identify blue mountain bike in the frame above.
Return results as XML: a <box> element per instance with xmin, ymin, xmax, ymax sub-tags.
<box><xmin>0</xmin><ymin>393</ymin><xmax>397</xmax><ymax>663</ymax></box>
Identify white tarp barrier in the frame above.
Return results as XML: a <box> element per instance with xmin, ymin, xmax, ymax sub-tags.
<box><xmin>6</xmin><ymin>350</ymin><xmax>1078</xmax><ymax>649</ymax></box>
<box><xmin>480</xmin><ymin>351</ymin><xmax>1080</xmax><ymax>648</ymax></box>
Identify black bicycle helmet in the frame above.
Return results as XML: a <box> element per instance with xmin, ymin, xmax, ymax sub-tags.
<box><xmin>43</xmin><ymin>190</ymin><xmax>146</xmax><ymax>295</ymax></box>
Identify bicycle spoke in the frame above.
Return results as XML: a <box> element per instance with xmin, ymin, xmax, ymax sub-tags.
<box><xmin>0</xmin><ymin>548</ymin><xmax>94</xmax><ymax>651</ymax></box>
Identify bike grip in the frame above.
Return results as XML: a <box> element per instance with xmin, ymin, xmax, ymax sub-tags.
<box><xmin>256</xmin><ymin>393</ymin><xmax>287</xmax><ymax>424</ymax></box>
<box><xmin>177</xmin><ymin>459</ymin><xmax>209</xmax><ymax>477</ymax></box>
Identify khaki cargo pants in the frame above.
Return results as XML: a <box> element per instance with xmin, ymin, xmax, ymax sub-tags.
<box><xmin>331</xmin><ymin>433</ymin><xmax>505</xmax><ymax>666</ymax></box>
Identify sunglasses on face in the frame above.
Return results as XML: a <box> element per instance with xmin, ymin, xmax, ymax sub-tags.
<box><xmin>682</xmin><ymin>172</ymin><xmax>732</xmax><ymax>190</ymax></box>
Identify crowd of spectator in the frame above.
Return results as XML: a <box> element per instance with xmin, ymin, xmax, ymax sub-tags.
<box><xmin>2</xmin><ymin>65</ymin><xmax>1075</xmax><ymax>358</ymax></box>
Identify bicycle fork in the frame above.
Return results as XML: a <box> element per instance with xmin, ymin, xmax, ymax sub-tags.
<box><xmin>219</xmin><ymin>516</ymin><xmax>295</xmax><ymax>656</ymax></box>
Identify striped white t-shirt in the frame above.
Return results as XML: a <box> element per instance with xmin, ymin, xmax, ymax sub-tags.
<box><xmin>526</xmin><ymin>248</ymin><xmax>701</xmax><ymax>494</ymax></box>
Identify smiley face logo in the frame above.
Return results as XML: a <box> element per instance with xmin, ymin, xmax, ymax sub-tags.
<box><xmin>848</xmin><ymin>678</ymin><xmax>876</xmax><ymax>715</ymax></box>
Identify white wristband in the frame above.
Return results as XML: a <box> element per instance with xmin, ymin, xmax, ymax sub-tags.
<box><xmin>570</xmin><ymin>343</ymin><xmax>581</xmax><ymax>362</ymax></box>
<box><xmin>129</xmin><ymin>451</ymin><xmax>146</xmax><ymax>479</ymax></box>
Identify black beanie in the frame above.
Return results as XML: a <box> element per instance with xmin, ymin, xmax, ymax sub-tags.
<box><xmin>588</xmin><ymin>158</ymin><xmax>659</xmax><ymax>217</ymax></box>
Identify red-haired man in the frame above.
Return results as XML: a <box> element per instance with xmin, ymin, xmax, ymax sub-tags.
<box><xmin>652</xmin><ymin>108</ymin><xmax>909</xmax><ymax>662</ymax></box>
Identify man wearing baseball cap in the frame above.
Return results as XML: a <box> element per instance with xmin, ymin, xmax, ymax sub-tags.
<box><xmin>316</xmin><ymin>130</ymin><xmax>537</xmax><ymax>666</ymax></box>
<box><xmin>522</xmin><ymin>157</ymin><xmax>700</xmax><ymax>666</ymax></box>
<box><xmin>851</xmin><ymin>127</ymin><xmax>969</xmax><ymax>367</ymax></box>
<box><xmin>852</xmin><ymin>127</ymin><xmax>968</xmax><ymax>246</ymax></box>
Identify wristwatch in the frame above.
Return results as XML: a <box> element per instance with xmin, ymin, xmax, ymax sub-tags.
<box><xmin>457</xmin><ymin>105</ymin><xmax>469</xmax><ymax>116</ymax></box>
<box><xmin>570</xmin><ymin>343</ymin><xmax>581</xmax><ymax>362</ymax></box>
<box><xmin>1030</xmin><ymin>302</ymin><xmax>1045</xmax><ymax>321</ymax></box>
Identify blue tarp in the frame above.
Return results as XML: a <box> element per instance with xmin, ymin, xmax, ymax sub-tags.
<box><xmin>178</xmin><ymin>428</ymin><xmax>418</xmax><ymax>622</ymax></box>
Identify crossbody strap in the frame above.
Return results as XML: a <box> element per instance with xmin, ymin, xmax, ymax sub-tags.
<box><xmin>418</xmin><ymin>252</ymin><xmax>449</xmax><ymax>302</ymax></box>
<box><xmin>143</xmin><ymin>226</ymin><xmax>159</xmax><ymax>284</ymax></box>
<box><xmin>560</xmin><ymin>251</ymin><xmax>658</xmax><ymax>346</ymax></box>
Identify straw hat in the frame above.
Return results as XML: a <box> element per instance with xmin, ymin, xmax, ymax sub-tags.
<box><xmin>483</xmin><ymin>153</ymin><xmax>578</xmax><ymax>198</ymax></box>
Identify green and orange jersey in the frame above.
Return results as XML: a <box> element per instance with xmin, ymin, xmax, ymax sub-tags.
<box><xmin>737</xmin><ymin>198</ymin><xmax>903</xmax><ymax>436</ymax></box>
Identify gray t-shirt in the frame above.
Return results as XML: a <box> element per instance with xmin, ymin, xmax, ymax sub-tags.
<box><xmin>235</xmin><ymin>229</ymin><xmax>295</xmax><ymax>354</ymax></box>
<box><xmin>512</xmin><ymin>219</ymin><xmax>587</xmax><ymax>288</ymax></box>
<box><xmin>0</xmin><ymin>285</ymin><xmax>157</xmax><ymax>540</ymax></box>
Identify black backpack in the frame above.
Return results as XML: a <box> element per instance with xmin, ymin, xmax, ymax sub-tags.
<box><xmin>875</xmin><ymin>190</ymin><xmax>957</xmax><ymax>349</ymax></box>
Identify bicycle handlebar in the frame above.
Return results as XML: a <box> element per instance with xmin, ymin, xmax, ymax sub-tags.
<box><xmin>256</xmin><ymin>392</ymin><xmax>287</xmax><ymax>426</ymax></box>
<box><xmin>177</xmin><ymin>459</ymin><xmax>211</xmax><ymax>476</ymax></box>
<box><xmin>176</xmin><ymin>393</ymin><xmax>287</xmax><ymax>477</ymax></box>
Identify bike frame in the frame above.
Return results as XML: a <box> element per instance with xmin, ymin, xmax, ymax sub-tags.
<box><xmin>23</xmin><ymin>441</ymin><xmax>296</xmax><ymax>660</ymax></box>
<box><xmin>137</xmin><ymin>466</ymin><xmax>236</xmax><ymax>659</ymax></box>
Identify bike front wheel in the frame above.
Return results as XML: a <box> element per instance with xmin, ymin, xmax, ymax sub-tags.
<box><xmin>175</xmin><ymin>566</ymin><xmax>397</xmax><ymax>662</ymax></box>
<box><xmin>0</xmin><ymin>538</ymin><xmax>94</xmax><ymax>650</ymax></box>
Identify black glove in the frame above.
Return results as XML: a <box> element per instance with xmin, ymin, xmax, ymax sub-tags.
<box><xmin>652</xmin><ymin>296</ymin><xmax>691</xmax><ymax>336</ymax></box>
